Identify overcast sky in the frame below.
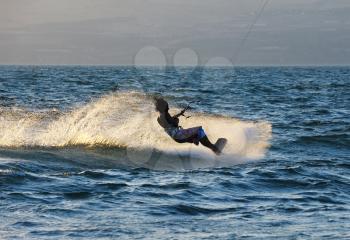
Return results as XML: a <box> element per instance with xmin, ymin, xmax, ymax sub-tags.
<box><xmin>1</xmin><ymin>0</ymin><xmax>350</xmax><ymax>65</ymax></box>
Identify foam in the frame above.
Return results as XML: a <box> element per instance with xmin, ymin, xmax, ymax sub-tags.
<box><xmin>0</xmin><ymin>92</ymin><xmax>272</xmax><ymax>168</ymax></box>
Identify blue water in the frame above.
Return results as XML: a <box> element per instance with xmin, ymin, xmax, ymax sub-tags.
<box><xmin>0</xmin><ymin>66</ymin><xmax>349</xmax><ymax>239</ymax></box>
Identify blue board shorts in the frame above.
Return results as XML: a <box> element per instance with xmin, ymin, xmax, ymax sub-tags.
<box><xmin>169</xmin><ymin>126</ymin><xmax>206</xmax><ymax>144</ymax></box>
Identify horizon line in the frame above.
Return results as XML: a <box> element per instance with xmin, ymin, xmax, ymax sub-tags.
<box><xmin>1</xmin><ymin>63</ymin><xmax>350</xmax><ymax>67</ymax></box>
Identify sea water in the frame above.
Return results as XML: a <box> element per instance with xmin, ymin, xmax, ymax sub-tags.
<box><xmin>0</xmin><ymin>66</ymin><xmax>349</xmax><ymax>239</ymax></box>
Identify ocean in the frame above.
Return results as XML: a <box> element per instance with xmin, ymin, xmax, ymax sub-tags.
<box><xmin>0</xmin><ymin>65</ymin><xmax>349</xmax><ymax>239</ymax></box>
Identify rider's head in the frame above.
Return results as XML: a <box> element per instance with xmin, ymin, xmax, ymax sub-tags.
<box><xmin>154</xmin><ymin>97</ymin><xmax>169</xmax><ymax>113</ymax></box>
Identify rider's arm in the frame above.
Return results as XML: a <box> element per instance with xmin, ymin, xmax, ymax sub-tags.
<box><xmin>165</xmin><ymin>112</ymin><xmax>179</xmax><ymax>127</ymax></box>
<box><xmin>172</xmin><ymin>109</ymin><xmax>186</xmax><ymax>119</ymax></box>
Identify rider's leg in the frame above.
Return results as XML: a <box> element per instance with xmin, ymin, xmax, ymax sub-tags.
<box><xmin>199</xmin><ymin>135</ymin><xmax>219</xmax><ymax>153</ymax></box>
<box><xmin>197</xmin><ymin>127</ymin><xmax>219</xmax><ymax>153</ymax></box>
<box><xmin>173</xmin><ymin>127</ymin><xmax>219</xmax><ymax>153</ymax></box>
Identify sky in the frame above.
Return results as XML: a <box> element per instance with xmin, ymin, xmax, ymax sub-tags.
<box><xmin>1</xmin><ymin>0</ymin><xmax>350</xmax><ymax>66</ymax></box>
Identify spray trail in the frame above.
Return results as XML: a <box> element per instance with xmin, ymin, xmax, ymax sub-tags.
<box><xmin>0</xmin><ymin>92</ymin><xmax>272</xmax><ymax>168</ymax></box>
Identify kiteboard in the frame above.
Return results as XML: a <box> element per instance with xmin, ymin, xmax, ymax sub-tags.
<box><xmin>214</xmin><ymin>138</ymin><xmax>227</xmax><ymax>155</ymax></box>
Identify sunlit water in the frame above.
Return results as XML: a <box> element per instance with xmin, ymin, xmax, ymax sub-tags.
<box><xmin>0</xmin><ymin>66</ymin><xmax>349</xmax><ymax>239</ymax></box>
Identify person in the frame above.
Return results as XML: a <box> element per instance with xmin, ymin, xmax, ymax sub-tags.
<box><xmin>154</xmin><ymin>97</ymin><xmax>220</xmax><ymax>155</ymax></box>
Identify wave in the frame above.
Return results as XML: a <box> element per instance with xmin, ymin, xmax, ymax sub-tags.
<box><xmin>296</xmin><ymin>134</ymin><xmax>350</xmax><ymax>148</ymax></box>
<box><xmin>0</xmin><ymin>92</ymin><xmax>272</xmax><ymax>169</ymax></box>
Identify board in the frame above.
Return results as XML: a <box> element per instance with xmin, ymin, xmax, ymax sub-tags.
<box><xmin>214</xmin><ymin>138</ymin><xmax>227</xmax><ymax>155</ymax></box>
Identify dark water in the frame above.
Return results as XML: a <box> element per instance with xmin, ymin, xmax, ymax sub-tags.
<box><xmin>0</xmin><ymin>66</ymin><xmax>349</xmax><ymax>239</ymax></box>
